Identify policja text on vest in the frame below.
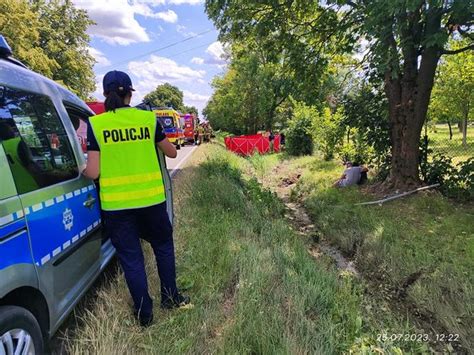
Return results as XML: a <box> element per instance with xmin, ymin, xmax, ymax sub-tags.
<box><xmin>103</xmin><ymin>126</ymin><xmax>151</xmax><ymax>144</ymax></box>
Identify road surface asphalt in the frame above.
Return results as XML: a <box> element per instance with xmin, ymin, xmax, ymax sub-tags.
<box><xmin>166</xmin><ymin>145</ymin><xmax>197</xmax><ymax>177</ymax></box>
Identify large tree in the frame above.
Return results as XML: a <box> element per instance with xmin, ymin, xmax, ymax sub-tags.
<box><xmin>144</xmin><ymin>83</ymin><xmax>185</xmax><ymax>111</ymax></box>
<box><xmin>33</xmin><ymin>0</ymin><xmax>95</xmax><ymax>99</ymax></box>
<box><xmin>204</xmin><ymin>45</ymin><xmax>295</xmax><ymax>134</ymax></box>
<box><xmin>0</xmin><ymin>0</ymin><xmax>57</xmax><ymax>76</ymax></box>
<box><xmin>0</xmin><ymin>0</ymin><xmax>95</xmax><ymax>99</ymax></box>
<box><xmin>206</xmin><ymin>0</ymin><xmax>473</xmax><ymax>189</ymax></box>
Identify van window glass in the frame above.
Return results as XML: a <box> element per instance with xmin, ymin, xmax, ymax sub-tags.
<box><xmin>158</xmin><ymin>116</ymin><xmax>175</xmax><ymax>128</ymax></box>
<box><xmin>63</xmin><ymin>103</ymin><xmax>91</xmax><ymax>154</ymax></box>
<box><xmin>0</xmin><ymin>88</ymin><xmax>78</xmax><ymax>194</ymax></box>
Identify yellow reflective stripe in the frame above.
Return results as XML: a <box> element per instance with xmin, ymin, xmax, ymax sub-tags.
<box><xmin>101</xmin><ymin>185</ymin><xmax>165</xmax><ymax>202</ymax></box>
<box><xmin>100</xmin><ymin>172</ymin><xmax>163</xmax><ymax>187</ymax></box>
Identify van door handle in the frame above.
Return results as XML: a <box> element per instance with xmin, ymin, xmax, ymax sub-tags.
<box><xmin>83</xmin><ymin>195</ymin><xmax>96</xmax><ymax>208</ymax></box>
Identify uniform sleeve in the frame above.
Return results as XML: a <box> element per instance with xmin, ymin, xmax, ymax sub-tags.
<box><xmin>155</xmin><ymin>119</ymin><xmax>166</xmax><ymax>143</ymax></box>
<box><xmin>86</xmin><ymin>120</ymin><xmax>100</xmax><ymax>151</ymax></box>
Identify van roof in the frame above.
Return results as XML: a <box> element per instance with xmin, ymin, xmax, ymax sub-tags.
<box><xmin>0</xmin><ymin>57</ymin><xmax>92</xmax><ymax>114</ymax></box>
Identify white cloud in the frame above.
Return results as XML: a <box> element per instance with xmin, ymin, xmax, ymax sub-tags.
<box><xmin>127</xmin><ymin>55</ymin><xmax>205</xmax><ymax>103</ymax></box>
<box><xmin>87</xmin><ymin>47</ymin><xmax>111</xmax><ymax>67</ymax></box>
<box><xmin>191</xmin><ymin>57</ymin><xmax>204</xmax><ymax>65</ymax></box>
<box><xmin>129</xmin><ymin>55</ymin><xmax>205</xmax><ymax>82</ymax></box>
<box><xmin>74</xmin><ymin>1</ymin><xmax>148</xmax><ymax>45</ymax></box>
<box><xmin>176</xmin><ymin>24</ymin><xmax>197</xmax><ymax>37</ymax></box>
<box><xmin>205</xmin><ymin>41</ymin><xmax>227</xmax><ymax>65</ymax></box>
<box><xmin>91</xmin><ymin>73</ymin><xmax>105</xmax><ymax>101</ymax></box>
<box><xmin>168</xmin><ymin>0</ymin><xmax>203</xmax><ymax>5</ymax></box>
<box><xmin>183</xmin><ymin>90</ymin><xmax>210</xmax><ymax>112</ymax></box>
<box><xmin>74</xmin><ymin>1</ymin><xmax>178</xmax><ymax>45</ymax></box>
<box><xmin>155</xmin><ymin>10</ymin><xmax>178</xmax><ymax>23</ymax></box>
<box><xmin>138</xmin><ymin>0</ymin><xmax>166</xmax><ymax>5</ymax></box>
<box><xmin>183</xmin><ymin>90</ymin><xmax>210</xmax><ymax>104</ymax></box>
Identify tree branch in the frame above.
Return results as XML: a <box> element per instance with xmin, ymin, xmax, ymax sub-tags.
<box><xmin>458</xmin><ymin>27</ymin><xmax>474</xmax><ymax>41</ymax></box>
<box><xmin>346</xmin><ymin>1</ymin><xmax>359</xmax><ymax>8</ymax></box>
<box><xmin>442</xmin><ymin>44</ymin><xmax>474</xmax><ymax>55</ymax></box>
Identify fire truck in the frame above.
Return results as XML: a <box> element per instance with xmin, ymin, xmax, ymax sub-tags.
<box><xmin>180</xmin><ymin>113</ymin><xmax>198</xmax><ymax>144</ymax></box>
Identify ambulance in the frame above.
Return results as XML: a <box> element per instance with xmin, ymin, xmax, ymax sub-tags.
<box><xmin>153</xmin><ymin>108</ymin><xmax>185</xmax><ymax>149</ymax></box>
<box><xmin>0</xmin><ymin>36</ymin><xmax>173</xmax><ymax>353</ymax></box>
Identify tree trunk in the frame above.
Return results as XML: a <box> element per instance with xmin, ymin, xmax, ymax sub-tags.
<box><xmin>386</xmin><ymin>89</ymin><xmax>423</xmax><ymax>189</ymax></box>
<box><xmin>447</xmin><ymin>119</ymin><xmax>453</xmax><ymax>140</ymax></box>
<box><xmin>384</xmin><ymin>46</ymin><xmax>440</xmax><ymax>190</ymax></box>
<box><xmin>462</xmin><ymin>115</ymin><xmax>468</xmax><ymax>147</ymax></box>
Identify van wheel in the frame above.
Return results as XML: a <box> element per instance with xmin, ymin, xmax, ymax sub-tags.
<box><xmin>0</xmin><ymin>306</ymin><xmax>44</xmax><ymax>355</ymax></box>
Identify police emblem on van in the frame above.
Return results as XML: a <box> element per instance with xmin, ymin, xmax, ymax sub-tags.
<box><xmin>62</xmin><ymin>208</ymin><xmax>74</xmax><ymax>231</ymax></box>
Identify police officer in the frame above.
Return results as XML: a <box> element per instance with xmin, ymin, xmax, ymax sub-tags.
<box><xmin>83</xmin><ymin>70</ymin><xmax>190</xmax><ymax>327</ymax></box>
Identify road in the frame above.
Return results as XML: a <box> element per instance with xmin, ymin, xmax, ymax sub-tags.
<box><xmin>166</xmin><ymin>145</ymin><xmax>197</xmax><ymax>177</ymax></box>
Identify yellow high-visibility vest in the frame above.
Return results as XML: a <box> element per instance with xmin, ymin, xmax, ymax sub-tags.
<box><xmin>89</xmin><ymin>108</ymin><xmax>165</xmax><ymax>211</ymax></box>
<box><xmin>2</xmin><ymin>137</ymin><xmax>39</xmax><ymax>193</ymax></box>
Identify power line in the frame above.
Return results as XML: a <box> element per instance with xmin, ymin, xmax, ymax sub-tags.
<box><xmin>105</xmin><ymin>28</ymin><xmax>215</xmax><ymax>68</ymax></box>
<box><xmin>116</xmin><ymin>40</ymin><xmax>217</xmax><ymax>72</ymax></box>
<box><xmin>169</xmin><ymin>41</ymin><xmax>215</xmax><ymax>59</ymax></box>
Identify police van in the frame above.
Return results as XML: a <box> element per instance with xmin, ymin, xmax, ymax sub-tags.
<box><xmin>0</xmin><ymin>36</ymin><xmax>173</xmax><ymax>353</ymax></box>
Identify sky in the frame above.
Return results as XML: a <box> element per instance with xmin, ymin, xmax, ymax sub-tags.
<box><xmin>73</xmin><ymin>0</ymin><xmax>226</xmax><ymax>115</ymax></box>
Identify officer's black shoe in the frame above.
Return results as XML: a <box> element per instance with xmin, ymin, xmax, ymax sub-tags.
<box><xmin>161</xmin><ymin>293</ymin><xmax>191</xmax><ymax>310</ymax></box>
<box><xmin>133</xmin><ymin>311</ymin><xmax>154</xmax><ymax>327</ymax></box>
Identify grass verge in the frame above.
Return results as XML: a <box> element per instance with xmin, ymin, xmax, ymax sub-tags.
<box><xmin>62</xmin><ymin>143</ymin><xmax>430</xmax><ymax>354</ymax></box>
<box><xmin>260</xmin><ymin>154</ymin><xmax>473</xmax><ymax>352</ymax></box>
<box><xmin>427</xmin><ymin>123</ymin><xmax>473</xmax><ymax>163</ymax></box>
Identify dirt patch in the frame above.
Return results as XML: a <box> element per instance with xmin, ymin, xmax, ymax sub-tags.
<box><xmin>279</xmin><ymin>173</ymin><xmax>301</xmax><ymax>187</ymax></box>
<box><xmin>264</xmin><ymin>164</ymin><xmax>359</xmax><ymax>277</ymax></box>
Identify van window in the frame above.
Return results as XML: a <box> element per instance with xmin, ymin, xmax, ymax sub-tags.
<box><xmin>158</xmin><ymin>116</ymin><xmax>175</xmax><ymax>129</ymax></box>
<box><xmin>63</xmin><ymin>102</ymin><xmax>91</xmax><ymax>154</ymax></box>
<box><xmin>0</xmin><ymin>87</ymin><xmax>78</xmax><ymax>194</ymax></box>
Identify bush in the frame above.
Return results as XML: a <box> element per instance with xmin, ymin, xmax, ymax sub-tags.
<box><xmin>338</xmin><ymin>129</ymin><xmax>373</xmax><ymax>165</ymax></box>
<box><xmin>313</xmin><ymin>107</ymin><xmax>345</xmax><ymax>160</ymax></box>
<box><xmin>286</xmin><ymin>105</ymin><xmax>314</xmax><ymax>156</ymax></box>
<box><xmin>421</xmin><ymin>155</ymin><xmax>474</xmax><ymax>200</ymax></box>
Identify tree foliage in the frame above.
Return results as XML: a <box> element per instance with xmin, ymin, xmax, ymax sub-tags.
<box><xmin>429</xmin><ymin>38</ymin><xmax>473</xmax><ymax>146</ymax></box>
<box><xmin>0</xmin><ymin>0</ymin><xmax>95</xmax><ymax>99</ymax></box>
<box><xmin>342</xmin><ymin>84</ymin><xmax>390</xmax><ymax>164</ymax></box>
<box><xmin>313</xmin><ymin>107</ymin><xmax>346</xmax><ymax>161</ymax></box>
<box><xmin>204</xmin><ymin>45</ymin><xmax>295</xmax><ymax>134</ymax></box>
<box><xmin>286</xmin><ymin>104</ymin><xmax>314</xmax><ymax>156</ymax></box>
<box><xmin>183</xmin><ymin>105</ymin><xmax>199</xmax><ymax>117</ymax></box>
<box><xmin>206</xmin><ymin>0</ymin><xmax>474</xmax><ymax>189</ymax></box>
<box><xmin>143</xmin><ymin>84</ymin><xmax>198</xmax><ymax>115</ymax></box>
<box><xmin>206</xmin><ymin>0</ymin><xmax>353</xmax><ymax>106</ymax></box>
<box><xmin>144</xmin><ymin>83</ymin><xmax>184</xmax><ymax>111</ymax></box>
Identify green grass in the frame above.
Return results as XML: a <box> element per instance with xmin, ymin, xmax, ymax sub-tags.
<box><xmin>62</xmin><ymin>144</ymin><xmax>433</xmax><ymax>354</ymax></box>
<box><xmin>271</xmin><ymin>155</ymin><xmax>474</xmax><ymax>351</ymax></box>
<box><xmin>427</xmin><ymin>123</ymin><xmax>474</xmax><ymax>164</ymax></box>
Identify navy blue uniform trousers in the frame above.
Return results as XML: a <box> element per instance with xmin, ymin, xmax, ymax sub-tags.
<box><xmin>104</xmin><ymin>202</ymin><xmax>178</xmax><ymax>317</ymax></box>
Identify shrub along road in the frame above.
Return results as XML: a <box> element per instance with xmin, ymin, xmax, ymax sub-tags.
<box><xmin>58</xmin><ymin>143</ymin><xmax>471</xmax><ymax>354</ymax></box>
